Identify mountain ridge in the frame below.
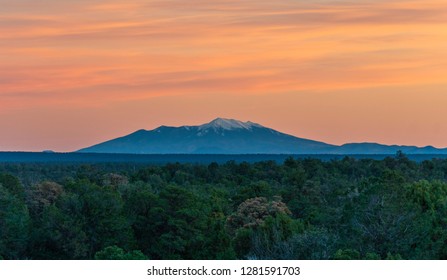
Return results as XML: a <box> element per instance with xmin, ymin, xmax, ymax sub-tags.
<box><xmin>77</xmin><ymin>118</ymin><xmax>447</xmax><ymax>154</ymax></box>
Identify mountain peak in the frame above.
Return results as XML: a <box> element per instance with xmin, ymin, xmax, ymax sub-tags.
<box><xmin>199</xmin><ymin>118</ymin><xmax>262</xmax><ymax>131</ymax></box>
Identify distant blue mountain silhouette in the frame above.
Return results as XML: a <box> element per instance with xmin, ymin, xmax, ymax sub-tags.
<box><xmin>77</xmin><ymin>118</ymin><xmax>447</xmax><ymax>154</ymax></box>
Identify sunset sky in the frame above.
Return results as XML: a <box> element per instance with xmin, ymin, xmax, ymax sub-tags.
<box><xmin>1</xmin><ymin>0</ymin><xmax>447</xmax><ymax>151</ymax></box>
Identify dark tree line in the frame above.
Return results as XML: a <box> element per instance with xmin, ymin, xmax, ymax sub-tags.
<box><xmin>2</xmin><ymin>154</ymin><xmax>447</xmax><ymax>259</ymax></box>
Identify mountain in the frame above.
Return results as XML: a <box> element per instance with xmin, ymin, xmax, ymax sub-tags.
<box><xmin>335</xmin><ymin>143</ymin><xmax>445</xmax><ymax>154</ymax></box>
<box><xmin>77</xmin><ymin>118</ymin><xmax>447</xmax><ymax>154</ymax></box>
<box><xmin>78</xmin><ymin>118</ymin><xmax>335</xmax><ymax>154</ymax></box>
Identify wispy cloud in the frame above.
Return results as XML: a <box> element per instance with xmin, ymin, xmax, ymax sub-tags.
<box><xmin>1</xmin><ymin>0</ymin><xmax>447</xmax><ymax>150</ymax></box>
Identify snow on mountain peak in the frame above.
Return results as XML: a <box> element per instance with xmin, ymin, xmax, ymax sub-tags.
<box><xmin>199</xmin><ymin>118</ymin><xmax>263</xmax><ymax>131</ymax></box>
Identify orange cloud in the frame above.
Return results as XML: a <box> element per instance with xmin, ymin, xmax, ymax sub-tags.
<box><xmin>1</xmin><ymin>0</ymin><xmax>447</xmax><ymax>150</ymax></box>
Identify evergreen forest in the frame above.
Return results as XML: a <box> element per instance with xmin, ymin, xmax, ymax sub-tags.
<box><xmin>2</xmin><ymin>153</ymin><xmax>447</xmax><ymax>260</ymax></box>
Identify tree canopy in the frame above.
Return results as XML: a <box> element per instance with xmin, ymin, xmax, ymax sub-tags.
<box><xmin>1</xmin><ymin>154</ymin><xmax>447</xmax><ymax>259</ymax></box>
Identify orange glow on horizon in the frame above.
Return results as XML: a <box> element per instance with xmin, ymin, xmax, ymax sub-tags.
<box><xmin>1</xmin><ymin>0</ymin><xmax>447</xmax><ymax>151</ymax></box>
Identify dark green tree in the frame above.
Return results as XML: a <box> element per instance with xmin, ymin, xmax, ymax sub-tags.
<box><xmin>0</xmin><ymin>184</ymin><xmax>30</xmax><ymax>259</ymax></box>
<box><xmin>94</xmin><ymin>245</ymin><xmax>148</xmax><ymax>260</ymax></box>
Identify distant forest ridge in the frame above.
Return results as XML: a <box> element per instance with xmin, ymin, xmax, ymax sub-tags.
<box><xmin>1</xmin><ymin>152</ymin><xmax>447</xmax><ymax>163</ymax></box>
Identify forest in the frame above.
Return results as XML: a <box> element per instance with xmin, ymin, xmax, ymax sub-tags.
<box><xmin>1</xmin><ymin>152</ymin><xmax>447</xmax><ymax>260</ymax></box>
